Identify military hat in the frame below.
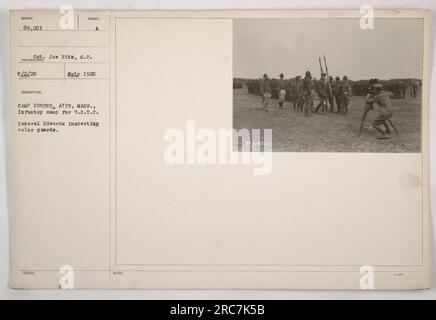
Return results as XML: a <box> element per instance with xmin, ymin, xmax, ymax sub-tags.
<box><xmin>279</xmin><ymin>73</ymin><xmax>284</xmax><ymax>77</ymax></box>
<box><xmin>305</xmin><ymin>71</ymin><xmax>311</xmax><ymax>76</ymax></box>
<box><xmin>295</xmin><ymin>75</ymin><xmax>301</xmax><ymax>79</ymax></box>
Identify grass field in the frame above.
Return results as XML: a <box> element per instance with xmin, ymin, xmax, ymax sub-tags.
<box><xmin>233</xmin><ymin>89</ymin><xmax>421</xmax><ymax>152</ymax></box>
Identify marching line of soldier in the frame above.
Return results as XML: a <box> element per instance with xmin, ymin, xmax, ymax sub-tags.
<box><xmin>350</xmin><ymin>79</ymin><xmax>421</xmax><ymax>98</ymax></box>
<box><xmin>259</xmin><ymin>71</ymin><xmax>352</xmax><ymax>117</ymax></box>
<box><xmin>395</xmin><ymin>80</ymin><xmax>420</xmax><ymax>99</ymax></box>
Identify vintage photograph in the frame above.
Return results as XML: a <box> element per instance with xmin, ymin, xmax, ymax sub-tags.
<box><xmin>233</xmin><ymin>19</ymin><xmax>423</xmax><ymax>152</ymax></box>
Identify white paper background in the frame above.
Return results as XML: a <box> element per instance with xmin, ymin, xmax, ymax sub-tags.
<box><xmin>0</xmin><ymin>0</ymin><xmax>435</xmax><ymax>299</ymax></box>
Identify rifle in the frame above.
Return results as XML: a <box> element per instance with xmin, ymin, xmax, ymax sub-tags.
<box><xmin>323</xmin><ymin>54</ymin><xmax>333</xmax><ymax>97</ymax></box>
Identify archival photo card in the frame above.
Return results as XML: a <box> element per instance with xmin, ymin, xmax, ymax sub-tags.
<box><xmin>10</xmin><ymin>9</ymin><xmax>430</xmax><ymax>290</ymax></box>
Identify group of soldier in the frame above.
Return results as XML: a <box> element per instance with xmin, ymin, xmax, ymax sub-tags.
<box><xmin>257</xmin><ymin>72</ymin><xmax>399</xmax><ymax>139</ymax></box>
<box><xmin>352</xmin><ymin>79</ymin><xmax>420</xmax><ymax>99</ymax></box>
<box><xmin>259</xmin><ymin>71</ymin><xmax>352</xmax><ymax>116</ymax></box>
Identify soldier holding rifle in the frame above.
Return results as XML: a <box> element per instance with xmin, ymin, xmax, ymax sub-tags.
<box><xmin>295</xmin><ymin>76</ymin><xmax>304</xmax><ymax>111</ymax></box>
<box><xmin>333</xmin><ymin>76</ymin><xmax>342</xmax><ymax>113</ymax></box>
<box><xmin>315</xmin><ymin>73</ymin><xmax>329</xmax><ymax>114</ymax></box>
<box><xmin>327</xmin><ymin>76</ymin><xmax>335</xmax><ymax>112</ymax></box>
<box><xmin>277</xmin><ymin>73</ymin><xmax>287</xmax><ymax>109</ymax></box>
<box><xmin>340</xmin><ymin>76</ymin><xmax>352</xmax><ymax>115</ymax></box>
<box><xmin>323</xmin><ymin>55</ymin><xmax>334</xmax><ymax>112</ymax></box>
<box><xmin>302</xmin><ymin>71</ymin><xmax>315</xmax><ymax>116</ymax></box>
<box><xmin>260</xmin><ymin>73</ymin><xmax>272</xmax><ymax>111</ymax></box>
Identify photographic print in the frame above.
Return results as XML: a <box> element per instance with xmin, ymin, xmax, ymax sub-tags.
<box><xmin>233</xmin><ymin>18</ymin><xmax>423</xmax><ymax>152</ymax></box>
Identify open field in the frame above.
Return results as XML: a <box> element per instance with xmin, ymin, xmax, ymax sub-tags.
<box><xmin>233</xmin><ymin>89</ymin><xmax>421</xmax><ymax>153</ymax></box>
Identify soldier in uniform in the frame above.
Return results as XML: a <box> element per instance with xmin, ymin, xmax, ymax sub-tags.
<box><xmin>327</xmin><ymin>76</ymin><xmax>335</xmax><ymax>113</ymax></box>
<box><xmin>400</xmin><ymin>82</ymin><xmax>406</xmax><ymax>99</ymax></box>
<box><xmin>277</xmin><ymin>73</ymin><xmax>287</xmax><ymax>109</ymax></box>
<box><xmin>340</xmin><ymin>76</ymin><xmax>352</xmax><ymax>115</ymax></box>
<box><xmin>295</xmin><ymin>76</ymin><xmax>304</xmax><ymax>112</ymax></box>
<box><xmin>271</xmin><ymin>78</ymin><xmax>278</xmax><ymax>99</ymax></box>
<box><xmin>311</xmin><ymin>77</ymin><xmax>317</xmax><ymax>109</ymax></box>
<box><xmin>290</xmin><ymin>77</ymin><xmax>297</xmax><ymax>110</ymax></box>
<box><xmin>302</xmin><ymin>71</ymin><xmax>315</xmax><ymax>116</ymax></box>
<box><xmin>365</xmin><ymin>83</ymin><xmax>395</xmax><ymax>139</ymax></box>
<box><xmin>412</xmin><ymin>80</ymin><xmax>419</xmax><ymax>98</ymax></box>
<box><xmin>333</xmin><ymin>76</ymin><xmax>342</xmax><ymax>114</ymax></box>
<box><xmin>315</xmin><ymin>73</ymin><xmax>329</xmax><ymax>114</ymax></box>
<box><xmin>260</xmin><ymin>73</ymin><xmax>272</xmax><ymax>111</ymax></box>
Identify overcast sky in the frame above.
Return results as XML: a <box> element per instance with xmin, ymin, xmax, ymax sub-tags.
<box><xmin>233</xmin><ymin>18</ymin><xmax>423</xmax><ymax>80</ymax></box>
